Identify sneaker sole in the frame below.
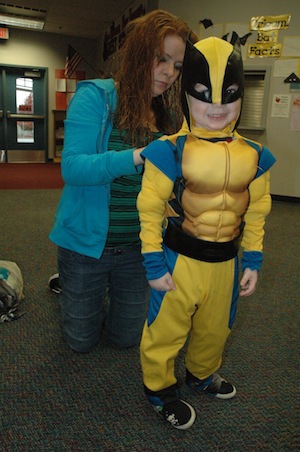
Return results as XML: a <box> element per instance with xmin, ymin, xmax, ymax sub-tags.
<box><xmin>48</xmin><ymin>273</ymin><xmax>61</xmax><ymax>294</ymax></box>
<box><xmin>49</xmin><ymin>288</ymin><xmax>61</xmax><ymax>294</ymax></box>
<box><xmin>153</xmin><ymin>399</ymin><xmax>197</xmax><ymax>430</ymax></box>
<box><xmin>173</xmin><ymin>400</ymin><xmax>196</xmax><ymax>430</ymax></box>
<box><xmin>212</xmin><ymin>386</ymin><xmax>237</xmax><ymax>400</ymax></box>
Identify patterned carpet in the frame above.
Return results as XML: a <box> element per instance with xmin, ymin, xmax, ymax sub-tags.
<box><xmin>0</xmin><ymin>190</ymin><xmax>299</xmax><ymax>451</ymax></box>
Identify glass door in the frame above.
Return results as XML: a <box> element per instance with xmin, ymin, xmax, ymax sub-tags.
<box><xmin>0</xmin><ymin>65</ymin><xmax>48</xmax><ymax>162</ymax></box>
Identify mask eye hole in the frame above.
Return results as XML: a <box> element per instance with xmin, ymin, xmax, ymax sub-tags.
<box><xmin>194</xmin><ymin>83</ymin><xmax>210</xmax><ymax>101</ymax></box>
<box><xmin>225</xmin><ymin>83</ymin><xmax>239</xmax><ymax>96</ymax></box>
<box><xmin>194</xmin><ymin>83</ymin><xmax>208</xmax><ymax>93</ymax></box>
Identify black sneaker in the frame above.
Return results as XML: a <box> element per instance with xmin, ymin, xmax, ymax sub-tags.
<box><xmin>48</xmin><ymin>273</ymin><xmax>61</xmax><ymax>294</ymax></box>
<box><xmin>153</xmin><ymin>399</ymin><xmax>196</xmax><ymax>430</ymax></box>
<box><xmin>186</xmin><ymin>371</ymin><xmax>236</xmax><ymax>400</ymax></box>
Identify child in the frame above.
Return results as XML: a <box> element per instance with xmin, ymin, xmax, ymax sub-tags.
<box><xmin>137</xmin><ymin>35</ymin><xmax>276</xmax><ymax>430</ymax></box>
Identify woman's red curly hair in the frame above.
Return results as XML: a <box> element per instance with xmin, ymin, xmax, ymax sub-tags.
<box><xmin>114</xmin><ymin>10</ymin><xmax>198</xmax><ymax>145</ymax></box>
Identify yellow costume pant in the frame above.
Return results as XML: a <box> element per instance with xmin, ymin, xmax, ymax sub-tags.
<box><xmin>140</xmin><ymin>249</ymin><xmax>239</xmax><ymax>392</ymax></box>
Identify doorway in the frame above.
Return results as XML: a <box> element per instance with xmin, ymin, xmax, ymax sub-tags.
<box><xmin>0</xmin><ymin>65</ymin><xmax>48</xmax><ymax>162</ymax></box>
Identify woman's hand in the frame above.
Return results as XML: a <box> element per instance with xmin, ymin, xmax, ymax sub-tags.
<box><xmin>133</xmin><ymin>147</ymin><xmax>145</xmax><ymax>166</ymax></box>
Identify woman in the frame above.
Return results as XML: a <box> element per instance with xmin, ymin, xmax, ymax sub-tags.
<box><xmin>49</xmin><ymin>10</ymin><xmax>198</xmax><ymax>353</ymax></box>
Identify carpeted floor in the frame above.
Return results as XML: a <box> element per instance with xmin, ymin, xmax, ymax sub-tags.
<box><xmin>0</xmin><ymin>190</ymin><xmax>299</xmax><ymax>451</ymax></box>
<box><xmin>0</xmin><ymin>163</ymin><xmax>64</xmax><ymax>189</ymax></box>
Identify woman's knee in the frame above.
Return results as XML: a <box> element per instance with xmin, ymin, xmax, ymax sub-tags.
<box><xmin>64</xmin><ymin>331</ymin><xmax>99</xmax><ymax>353</ymax></box>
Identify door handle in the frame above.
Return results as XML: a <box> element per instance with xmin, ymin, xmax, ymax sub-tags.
<box><xmin>7</xmin><ymin>113</ymin><xmax>45</xmax><ymax>119</ymax></box>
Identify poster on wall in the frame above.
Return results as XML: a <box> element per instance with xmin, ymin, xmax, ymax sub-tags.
<box><xmin>271</xmin><ymin>94</ymin><xmax>291</xmax><ymax>118</ymax></box>
<box><xmin>273</xmin><ymin>59</ymin><xmax>300</xmax><ymax>77</ymax></box>
<box><xmin>282</xmin><ymin>37</ymin><xmax>300</xmax><ymax>57</ymax></box>
<box><xmin>102</xmin><ymin>0</ymin><xmax>147</xmax><ymax>61</ymax></box>
<box><xmin>54</xmin><ymin>69</ymin><xmax>85</xmax><ymax>110</ymax></box>
<box><xmin>290</xmin><ymin>96</ymin><xmax>300</xmax><ymax>131</ymax></box>
<box><xmin>248</xmin><ymin>14</ymin><xmax>291</xmax><ymax>59</ymax></box>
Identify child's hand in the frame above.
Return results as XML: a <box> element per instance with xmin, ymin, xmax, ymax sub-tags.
<box><xmin>149</xmin><ymin>272</ymin><xmax>176</xmax><ymax>292</ymax></box>
<box><xmin>240</xmin><ymin>268</ymin><xmax>258</xmax><ymax>297</ymax></box>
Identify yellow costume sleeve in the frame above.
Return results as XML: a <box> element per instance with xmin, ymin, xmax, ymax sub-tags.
<box><xmin>137</xmin><ymin>160</ymin><xmax>174</xmax><ymax>255</ymax></box>
<box><xmin>241</xmin><ymin>170</ymin><xmax>272</xmax><ymax>252</ymax></box>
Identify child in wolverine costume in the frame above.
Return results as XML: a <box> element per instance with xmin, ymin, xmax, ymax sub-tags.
<box><xmin>137</xmin><ymin>35</ymin><xmax>276</xmax><ymax>430</ymax></box>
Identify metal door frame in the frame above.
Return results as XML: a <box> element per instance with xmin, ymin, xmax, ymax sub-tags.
<box><xmin>0</xmin><ymin>64</ymin><xmax>48</xmax><ymax>162</ymax></box>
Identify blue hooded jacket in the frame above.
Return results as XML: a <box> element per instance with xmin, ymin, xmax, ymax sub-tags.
<box><xmin>49</xmin><ymin>78</ymin><xmax>142</xmax><ymax>258</ymax></box>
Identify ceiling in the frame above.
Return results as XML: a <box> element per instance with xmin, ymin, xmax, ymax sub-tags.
<box><xmin>0</xmin><ymin>0</ymin><xmax>138</xmax><ymax>39</ymax></box>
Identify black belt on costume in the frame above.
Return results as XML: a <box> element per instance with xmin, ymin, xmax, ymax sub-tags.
<box><xmin>163</xmin><ymin>222</ymin><xmax>240</xmax><ymax>263</ymax></box>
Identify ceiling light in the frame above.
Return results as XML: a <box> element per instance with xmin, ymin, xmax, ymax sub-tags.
<box><xmin>0</xmin><ymin>14</ymin><xmax>44</xmax><ymax>30</ymax></box>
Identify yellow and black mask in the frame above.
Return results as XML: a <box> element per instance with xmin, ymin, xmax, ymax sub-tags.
<box><xmin>181</xmin><ymin>34</ymin><xmax>244</xmax><ymax>131</ymax></box>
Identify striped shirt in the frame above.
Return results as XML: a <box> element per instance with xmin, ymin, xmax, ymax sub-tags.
<box><xmin>106</xmin><ymin>128</ymin><xmax>162</xmax><ymax>246</ymax></box>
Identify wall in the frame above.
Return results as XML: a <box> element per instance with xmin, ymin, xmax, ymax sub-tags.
<box><xmin>1</xmin><ymin>1</ymin><xmax>299</xmax><ymax>197</ymax></box>
<box><xmin>0</xmin><ymin>29</ymin><xmax>100</xmax><ymax>158</ymax></box>
<box><xmin>159</xmin><ymin>0</ymin><xmax>300</xmax><ymax>198</ymax></box>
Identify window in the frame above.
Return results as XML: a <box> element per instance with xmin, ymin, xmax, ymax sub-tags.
<box><xmin>17</xmin><ymin>120</ymin><xmax>34</xmax><ymax>143</ymax></box>
<box><xmin>16</xmin><ymin>77</ymin><xmax>34</xmax><ymax>143</ymax></box>
<box><xmin>16</xmin><ymin>77</ymin><xmax>33</xmax><ymax>114</ymax></box>
<box><xmin>238</xmin><ymin>67</ymin><xmax>271</xmax><ymax>131</ymax></box>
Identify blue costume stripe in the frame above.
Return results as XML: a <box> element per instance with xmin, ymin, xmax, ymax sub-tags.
<box><xmin>241</xmin><ymin>251</ymin><xmax>263</xmax><ymax>271</ymax></box>
<box><xmin>141</xmin><ymin>137</ymin><xmax>186</xmax><ymax>181</ymax></box>
<box><xmin>147</xmin><ymin>247</ymin><xmax>179</xmax><ymax>327</ymax></box>
<box><xmin>142</xmin><ymin>251</ymin><xmax>169</xmax><ymax>281</ymax></box>
<box><xmin>229</xmin><ymin>256</ymin><xmax>239</xmax><ymax>329</ymax></box>
<box><xmin>147</xmin><ymin>289</ymin><xmax>166</xmax><ymax>327</ymax></box>
<box><xmin>244</xmin><ymin>139</ymin><xmax>276</xmax><ymax>177</ymax></box>
<box><xmin>257</xmin><ymin>146</ymin><xmax>277</xmax><ymax>176</ymax></box>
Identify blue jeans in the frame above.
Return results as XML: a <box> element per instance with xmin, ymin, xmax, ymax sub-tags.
<box><xmin>57</xmin><ymin>245</ymin><xmax>149</xmax><ymax>353</ymax></box>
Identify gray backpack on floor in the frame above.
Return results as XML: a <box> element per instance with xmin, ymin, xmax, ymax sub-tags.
<box><xmin>0</xmin><ymin>261</ymin><xmax>25</xmax><ymax>322</ymax></box>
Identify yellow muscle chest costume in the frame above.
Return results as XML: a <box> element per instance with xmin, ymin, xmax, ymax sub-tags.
<box><xmin>166</xmin><ymin>133</ymin><xmax>258</xmax><ymax>242</ymax></box>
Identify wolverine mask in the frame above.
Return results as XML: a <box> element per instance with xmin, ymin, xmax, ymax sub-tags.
<box><xmin>181</xmin><ymin>34</ymin><xmax>244</xmax><ymax>130</ymax></box>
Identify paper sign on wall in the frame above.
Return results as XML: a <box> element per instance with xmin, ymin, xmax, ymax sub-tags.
<box><xmin>271</xmin><ymin>94</ymin><xmax>291</xmax><ymax>118</ymax></box>
<box><xmin>248</xmin><ymin>14</ymin><xmax>291</xmax><ymax>59</ymax></box>
<box><xmin>290</xmin><ymin>96</ymin><xmax>300</xmax><ymax>131</ymax></box>
<box><xmin>250</xmin><ymin>15</ymin><xmax>291</xmax><ymax>31</ymax></box>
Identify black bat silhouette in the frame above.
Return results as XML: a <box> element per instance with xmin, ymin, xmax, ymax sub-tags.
<box><xmin>199</xmin><ymin>19</ymin><xmax>213</xmax><ymax>29</ymax></box>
